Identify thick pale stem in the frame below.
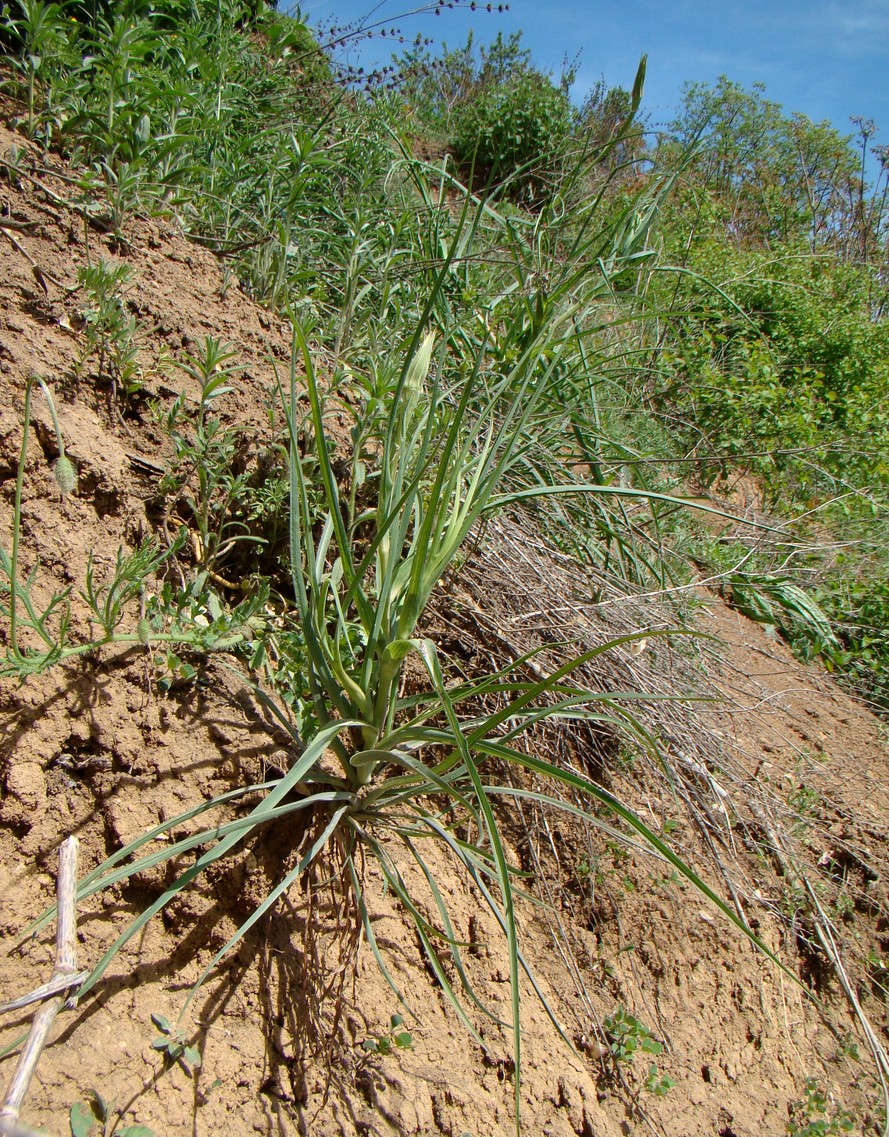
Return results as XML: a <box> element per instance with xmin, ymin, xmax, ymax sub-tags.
<box><xmin>0</xmin><ymin>838</ymin><xmax>80</xmax><ymax>1131</ymax></box>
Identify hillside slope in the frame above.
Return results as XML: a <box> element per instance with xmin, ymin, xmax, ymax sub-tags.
<box><xmin>1</xmin><ymin>116</ymin><xmax>888</xmax><ymax>1137</ymax></box>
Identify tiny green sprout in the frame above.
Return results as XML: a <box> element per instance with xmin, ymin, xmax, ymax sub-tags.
<box><xmin>363</xmin><ymin>1014</ymin><xmax>413</xmax><ymax>1056</ymax></box>
<box><xmin>867</xmin><ymin>949</ymin><xmax>888</xmax><ymax>997</ymax></box>
<box><xmin>838</xmin><ymin>1034</ymin><xmax>860</xmax><ymax>1062</ymax></box>
<box><xmin>787</xmin><ymin>1078</ymin><xmax>856</xmax><ymax>1136</ymax></box>
<box><xmin>154</xmin><ymin>651</ymin><xmax>198</xmax><ymax>691</ymax></box>
<box><xmin>644</xmin><ymin>1063</ymin><xmax>677</xmax><ymax>1097</ymax></box>
<box><xmin>70</xmin><ymin>1089</ymin><xmax>154</xmax><ymax>1137</ymax></box>
<box><xmin>603</xmin><ymin>1007</ymin><xmax>664</xmax><ymax>1064</ymax></box>
<box><xmin>198</xmin><ymin>1077</ymin><xmax>223</xmax><ymax>1104</ymax></box>
<box><xmin>150</xmin><ymin>1013</ymin><xmax>201</xmax><ymax>1073</ymax></box>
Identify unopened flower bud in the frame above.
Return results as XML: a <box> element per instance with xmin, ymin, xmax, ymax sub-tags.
<box><xmin>53</xmin><ymin>454</ymin><xmax>77</xmax><ymax>495</ymax></box>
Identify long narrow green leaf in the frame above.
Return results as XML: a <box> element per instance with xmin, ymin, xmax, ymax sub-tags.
<box><xmin>346</xmin><ymin>850</ymin><xmax>414</xmax><ymax>1017</ymax></box>
<box><xmin>403</xmin><ymin>830</ymin><xmax>510</xmax><ymax>1028</ymax></box>
<box><xmin>184</xmin><ymin>803</ymin><xmax>349</xmax><ymax>1012</ymax></box>
<box><xmin>24</xmin><ymin>781</ymin><xmax>280</xmax><ymax>941</ymax></box>
<box><xmin>362</xmin><ymin>828</ymin><xmax>489</xmax><ymax>1050</ymax></box>
<box><xmin>415</xmin><ymin>638</ymin><xmax>523</xmax><ymax>1131</ymax></box>
<box><xmin>492</xmin><ymin>482</ymin><xmax>786</xmax><ymax>532</ymax></box>
<box><xmin>481</xmin><ymin>741</ymin><xmax>805</xmax><ymax>989</ymax></box>
<box><xmin>75</xmin><ymin>719</ymin><xmax>361</xmax><ymax>998</ymax></box>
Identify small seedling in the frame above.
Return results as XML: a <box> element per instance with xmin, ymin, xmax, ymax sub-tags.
<box><xmin>786</xmin><ymin>1078</ymin><xmax>855</xmax><ymax>1136</ymax></box>
<box><xmin>867</xmin><ymin>950</ymin><xmax>888</xmax><ymax>999</ymax></box>
<box><xmin>362</xmin><ymin>1014</ymin><xmax>413</xmax><ymax>1056</ymax></box>
<box><xmin>644</xmin><ymin>1063</ymin><xmax>677</xmax><ymax>1097</ymax></box>
<box><xmin>95</xmin><ymin>159</ymin><xmax>145</xmax><ymax>248</ymax></box>
<box><xmin>603</xmin><ymin>1006</ymin><xmax>664</xmax><ymax>1064</ymax></box>
<box><xmin>197</xmin><ymin>1077</ymin><xmax>223</xmax><ymax>1105</ymax></box>
<box><xmin>70</xmin><ymin>1089</ymin><xmax>154</xmax><ymax>1137</ymax></box>
<box><xmin>150</xmin><ymin>1012</ymin><xmax>202</xmax><ymax>1073</ymax></box>
<box><xmin>837</xmin><ymin>1034</ymin><xmax>860</xmax><ymax>1062</ymax></box>
<box><xmin>153</xmin><ymin>649</ymin><xmax>199</xmax><ymax>691</ymax></box>
<box><xmin>76</xmin><ymin>259</ymin><xmax>146</xmax><ymax>404</ymax></box>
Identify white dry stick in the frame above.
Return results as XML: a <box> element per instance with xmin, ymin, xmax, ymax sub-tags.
<box><xmin>0</xmin><ymin>971</ymin><xmax>89</xmax><ymax>1017</ymax></box>
<box><xmin>0</xmin><ymin>836</ymin><xmax>80</xmax><ymax>1137</ymax></box>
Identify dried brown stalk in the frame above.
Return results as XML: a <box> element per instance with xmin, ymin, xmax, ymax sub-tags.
<box><xmin>0</xmin><ymin>837</ymin><xmax>80</xmax><ymax>1137</ymax></box>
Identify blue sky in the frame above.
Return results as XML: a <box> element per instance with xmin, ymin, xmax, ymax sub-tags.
<box><xmin>304</xmin><ymin>0</ymin><xmax>889</xmax><ymax>153</ymax></box>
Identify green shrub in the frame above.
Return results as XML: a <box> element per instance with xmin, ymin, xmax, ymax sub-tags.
<box><xmin>819</xmin><ymin>567</ymin><xmax>889</xmax><ymax>709</ymax></box>
<box><xmin>656</xmin><ymin>240</ymin><xmax>889</xmax><ymax>501</ymax></box>
<box><xmin>652</xmin><ymin>232</ymin><xmax>889</xmax><ymax>704</ymax></box>
<box><xmin>399</xmin><ymin>30</ymin><xmax>573</xmax><ymax>200</ymax></box>
<box><xmin>452</xmin><ymin>71</ymin><xmax>572</xmax><ymax>197</ymax></box>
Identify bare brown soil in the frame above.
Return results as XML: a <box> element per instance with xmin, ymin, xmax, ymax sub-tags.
<box><xmin>1</xmin><ymin>118</ymin><xmax>888</xmax><ymax>1137</ymax></box>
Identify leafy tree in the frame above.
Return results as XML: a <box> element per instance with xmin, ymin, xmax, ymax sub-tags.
<box><xmin>577</xmin><ymin>78</ymin><xmax>644</xmax><ymax>171</ymax></box>
<box><xmin>662</xmin><ymin>77</ymin><xmax>888</xmax><ymax>260</ymax></box>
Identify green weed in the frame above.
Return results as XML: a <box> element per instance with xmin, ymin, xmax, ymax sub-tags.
<box><xmin>2</xmin><ymin>0</ymin><xmax>75</xmax><ymax>140</ymax></box>
<box><xmin>148</xmin><ymin>339</ymin><xmax>292</xmax><ymax>598</ymax></box>
<box><xmin>603</xmin><ymin>1006</ymin><xmax>664</xmax><ymax>1064</ymax></box>
<box><xmin>76</xmin><ymin>260</ymin><xmax>146</xmax><ymax>404</ymax></box>
<box><xmin>70</xmin><ymin>1089</ymin><xmax>154</xmax><ymax>1137</ymax></box>
<box><xmin>727</xmin><ymin>572</ymin><xmax>839</xmax><ymax>660</ymax></box>
<box><xmin>787</xmin><ymin>1078</ymin><xmax>855</xmax><ymax>1136</ymax></box>
<box><xmin>363</xmin><ymin>1014</ymin><xmax>413</xmax><ymax>1056</ymax></box>
<box><xmin>867</xmin><ymin>951</ymin><xmax>889</xmax><ymax>1001</ymax></box>
<box><xmin>644</xmin><ymin>1063</ymin><xmax>677</xmax><ymax>1097</ymax></box>
<box><xmin>150</xmin><ymin>1013</ymin><xmax>202</xmax><ymax>1074</ymax></box>
<box><xmin>0</xmin><ymin>376</ymin><xmax>262</xmax><ymax>679</ymax></box>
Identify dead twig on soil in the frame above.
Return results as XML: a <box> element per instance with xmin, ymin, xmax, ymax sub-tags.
<box><xmin>750</xmin><ymin>803</ymin><xmax>889</xmax><ymax>1136</ymax></box>
<box><xmin>805</xmin><ymin>884</ymin><xmax>889</xmax><ymax>1136</ymax></box>
<box><xmin>0</xmin><ymin>224</ymin><xmax>61</xmax><ymax>293</ymax></box>
<box><xmin>0</xmin><ymin>970</ymin><xmax>88</xmax><ymax>1017</ymax></box>
<box><xmin>0</xmin><ymin>837</ymin><xmax>80</xmax><ymax>1137</ymax></box>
